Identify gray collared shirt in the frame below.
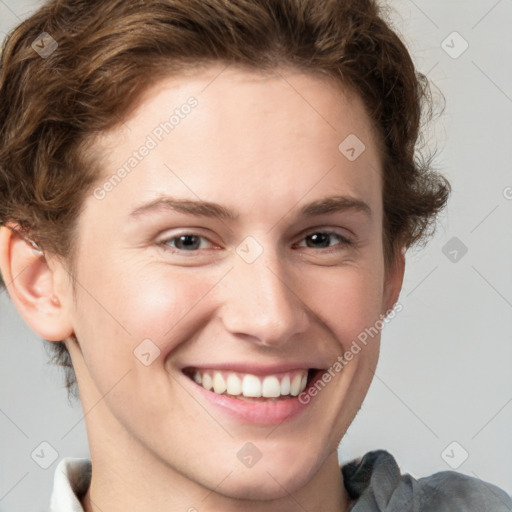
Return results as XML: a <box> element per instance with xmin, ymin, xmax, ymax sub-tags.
<box><xmin>49</xmin><ymin>450</ymin><xmax>512</xmax><ymax>511</ymax></box>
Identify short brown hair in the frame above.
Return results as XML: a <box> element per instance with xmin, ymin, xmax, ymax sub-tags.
<box><xmin>0</xmin><ymin>0</ymin><xmax>449</xmax><ymax>394</ymax></box>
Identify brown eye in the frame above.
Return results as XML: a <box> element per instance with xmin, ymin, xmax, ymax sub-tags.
<box><xmin>305</xmin><ymin>233</ymin><xmax>331</xmax><ymax>248</ymax></box>
<box><xmin>299</xmin><ymin>231</ymin><xmax>351</xmax><ymax>250</ymax></box>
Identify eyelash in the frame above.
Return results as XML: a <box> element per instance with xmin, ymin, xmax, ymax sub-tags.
<box><xmin>158</xmin><ymin>230</ymin><xmax>353</xmax><ymax>255</ymax></box>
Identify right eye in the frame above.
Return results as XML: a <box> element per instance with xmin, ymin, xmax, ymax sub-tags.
<box><xmin>160</xmin><ymin>233</ymin><xmax>215</xmax><ymax>252</ymax></box>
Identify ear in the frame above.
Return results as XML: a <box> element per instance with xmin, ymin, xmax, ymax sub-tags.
<box><xmin>382</xmin><ymin>247</ymin><xmax>405</xmax><ymax>313</ymax></box>
<box><xmin>0</xmin><ymin>225</ymin><xmax>74</xmax><ymax>341</ymax></box>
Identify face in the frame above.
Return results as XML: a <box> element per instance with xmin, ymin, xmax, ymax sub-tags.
<box><xmin>63</xmin><ymin>65</ymin><xmax>402</xmax><ymax>500</ymax></box>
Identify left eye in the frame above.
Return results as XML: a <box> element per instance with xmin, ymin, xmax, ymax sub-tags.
<box><xmin>297</xmin><ymin>231</ymin><xmax>350</xmax><ymax>249</ymax></box>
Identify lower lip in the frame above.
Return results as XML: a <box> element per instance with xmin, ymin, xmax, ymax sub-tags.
<box><xmin>183</xmin><ymin>375</ymin><xmax>313</xmax><ymax>426</ymax></box>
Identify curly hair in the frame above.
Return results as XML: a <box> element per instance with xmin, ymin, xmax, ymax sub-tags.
<box><xmin>0</xmin><ymin>0</ymin><xmax>449</xmax><ymax>395</ymax></box>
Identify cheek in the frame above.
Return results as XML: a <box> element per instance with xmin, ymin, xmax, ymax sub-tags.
<box><xmin>303</xmin><ymin>264</ymin><xmax>385</xmax><ymax>350</ymax></box>
<box><xmin>72</xmin><ymin>257</ymin><xmax>221</xmax><ymax>368</ymax></box>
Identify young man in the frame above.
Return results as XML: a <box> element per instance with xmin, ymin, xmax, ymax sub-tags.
<box><xmin>0</xmin><ymin>1</ymin><xmax>510</xmax><ymax>510</ymax></box>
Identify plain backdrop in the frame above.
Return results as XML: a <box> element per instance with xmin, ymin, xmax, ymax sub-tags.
<box><xmin>1</xmin><ymin>1</ymin><xmax>511</xmax><ymax>510</ymax></box>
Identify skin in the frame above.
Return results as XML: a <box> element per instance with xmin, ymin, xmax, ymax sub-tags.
<box><xmin>0</xmin><ymin>64</ymin><xmax>404</xmax><ymax>512</ymax></box>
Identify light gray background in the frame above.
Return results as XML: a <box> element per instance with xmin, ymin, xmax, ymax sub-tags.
<box><xmin>1</xmin><ymin>1</ymin><xmax>511</xmax><ymax>510</ymax></box>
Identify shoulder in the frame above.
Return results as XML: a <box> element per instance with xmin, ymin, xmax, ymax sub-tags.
<box><xmin>341</xmin><ymin>450</ymin><xmax>512</xmax><ymax>512</ymax></box>
<box><xmin>416</xmin><ymin>469</ymin><xmax>512</xmax><ymax>511</ymax></box>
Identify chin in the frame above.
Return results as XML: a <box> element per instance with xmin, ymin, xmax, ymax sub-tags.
<box><xmin>218</xmin><ymin>470</ymin><xmax>304</xmax><ymax>501</ymax></box>
<box><xmin>212</xmin><ymin>448</ymin><xmax>324</xmax><ymax>502</ymax></box>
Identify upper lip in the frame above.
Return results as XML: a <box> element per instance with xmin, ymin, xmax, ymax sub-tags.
<box><xmin>181</xmin><ymin>362</ymin><xmax>325</xmax><ymax>376</ymax></box>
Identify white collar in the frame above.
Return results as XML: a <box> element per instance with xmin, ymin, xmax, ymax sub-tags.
<box><xmin>49</xmin><ymin>458</ymin><xmax>91</xmax><ymax>512</ymax></box>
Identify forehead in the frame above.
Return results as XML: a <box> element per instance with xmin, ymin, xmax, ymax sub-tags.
<box><xmin>86</xmin><ymin>64</ymin><xmax>383</xmax><ymax>225</ymax></box>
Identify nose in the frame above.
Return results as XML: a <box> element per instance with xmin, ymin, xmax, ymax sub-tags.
<box><xmin>219</xmin><ymin>248</ymin><xmax>310</xmax><ymax>347</ymax></box>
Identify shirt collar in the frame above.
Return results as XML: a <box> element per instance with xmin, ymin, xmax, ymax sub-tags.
<box><xmin>49</xmin><ymin>458</ymin><xmax>91</xmax><ymax>512</ymax></box>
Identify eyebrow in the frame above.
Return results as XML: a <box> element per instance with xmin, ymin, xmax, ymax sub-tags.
<box><xmin>129</xmin><ymin>195</ymin><xmax>372</xmax><ymax>221</ymax></box>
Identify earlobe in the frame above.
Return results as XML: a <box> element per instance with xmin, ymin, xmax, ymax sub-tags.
<box><xmin>0</xmin><ymin>225</ymin><xmax>74</xmax><ymax>341</ymax></box>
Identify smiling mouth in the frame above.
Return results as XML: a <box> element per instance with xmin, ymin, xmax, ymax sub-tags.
<box><xmin>183</xmin><ymin>368</ymin><xmax>321</xmax><ymax>401</ymax></box>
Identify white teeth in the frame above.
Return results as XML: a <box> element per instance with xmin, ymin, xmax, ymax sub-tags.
<box><xmin>262</xmin><ymin>376</ymin><xmax>281</xmax><ymax>398</ymax></box>
<box><xmin>191</xmin><ymin>369</ymin><xmax>310</xmax><ymax>398</ymax></box>
<box><xmin>202</xmin><ymin>373</ymin><xmax>213</xmax><ymax>391</ymax></box>
<box><xmin>242</xmin><ymin>374</ymin><xmax>262</xmax><ymax>397</ymax></box>
<box><xmin>226</xmin><ymin>373</ymin><xmax>242</xmax><ymax>396</ymax></box>
<box><xmin>290</xmin><ymin>373</ymin><xmax>302</xmax><ymax>396</ymax></box>
<box><xmin>281</xmin><ymin>375</ymin><xmax>291</xmax><ymax>395</ymax></box>
<box><xmin>300</xmin><ymin>373</ymin><xmax>308</xmax><ymax>393</ymax></box>
<box><xmin>213</xmin><ymin>372</ymin><xmax>227</xmax><ymax>394</ymax></box>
